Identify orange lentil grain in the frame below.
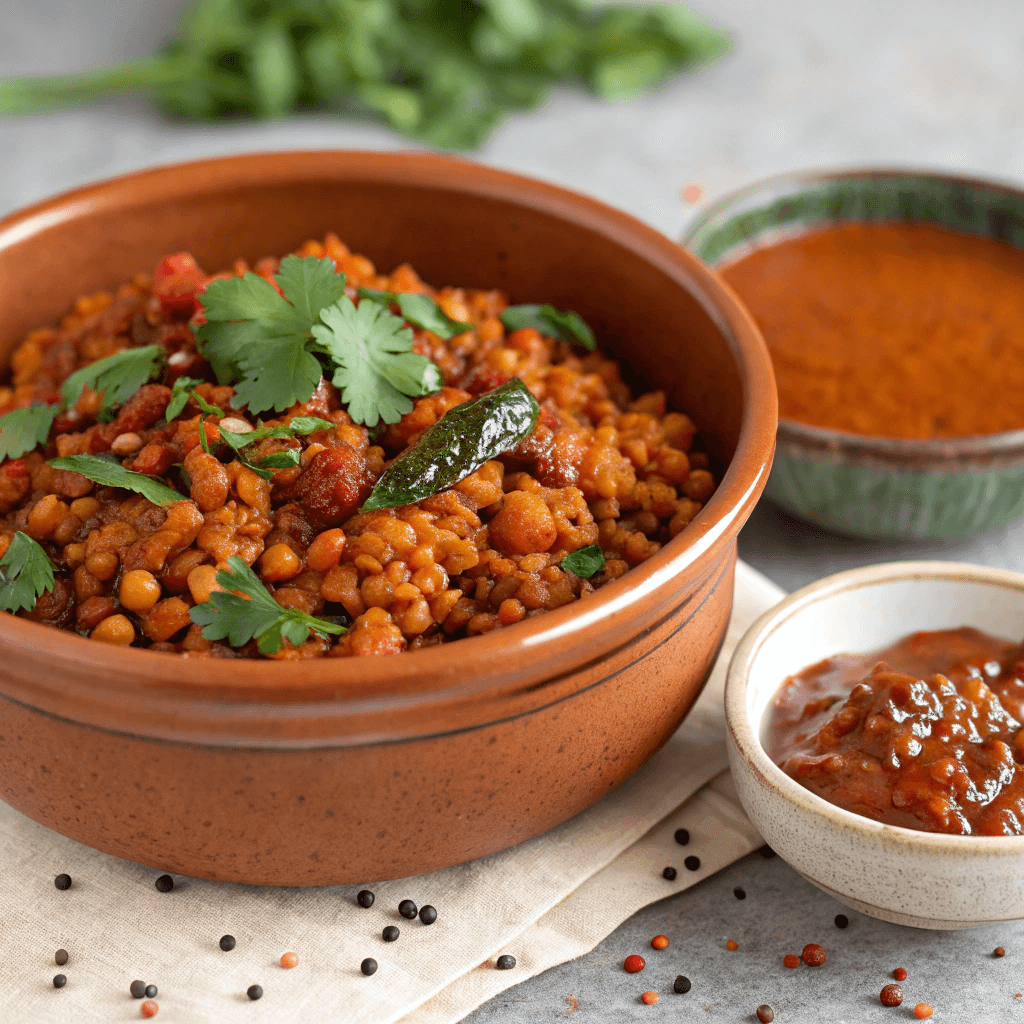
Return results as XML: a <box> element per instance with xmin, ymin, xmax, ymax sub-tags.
<box><xmin>641</xmin><ymin>991</ymin><xmax>658</xmax><ymax>1005</ymax></box>
<box><xmin>914</xmin><ymin>1005</ymin><xmax>934</xmax><ymax>1020</ymax></box>
<box><xmin>141</xmin><ymin>1001</ymin><xmax>159</xmax><ymax>1018</ymax></box>
<box><xmin>280</xmin><ymin>951</ymin><xmax>299</xmax><ymax>969</ymax></box>
<box><xmin>726</xmin><ymin>939</ymin><xmax>738</xmax><ymax>951</ymax></box>
<box><xmin>650</xmin><ymin>935</ymin><xmax>669</xmax><ymax>951</ymax></box>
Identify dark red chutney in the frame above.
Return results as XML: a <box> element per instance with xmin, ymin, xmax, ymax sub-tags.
<box><xmin>768</xmin><ymin>628</ymin><xmax>1024</xmax><ymax>835</ymax></box>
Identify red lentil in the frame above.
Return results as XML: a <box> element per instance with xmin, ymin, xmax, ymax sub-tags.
<box><xmin>914</xmin><ymin>1005</ymin><xmax>934</xmax><ymax>1020</ymax></box>
<box><xmin>641</xmin><ymin>992</ymin><xmax>658</xmax><ymax>1005</ymax></box>
<box><xmin>801</xmin><ymin>943</ymin><xmax>826</xmax><ymax>966</ymax></box>
<box><xmin>624</xmin><ymin>955</ymin><xmax>646</xmax><ymax>974</ymax></box>
<box><xmin>893</xmin><ymin>968</ymin><xmax>907</xmax><ymax>981</ymax></box>
<box><xmin>995</xmin><ymin>947</ymin><xmax>1007</xmax><ymax>957</ymax></box>
<box><xmin>280</xmin><ymin>951</ymin><xmax>299</xmax><ymax>968</ymax></box>
<box><xmin>726</xmin><ymin>939</ymin><xmax>738</xmax><ymax>951</ymax></box>
<box><xmin>783</xmin><ymin>954</ymin><xmax>800</xmax><ymax>969</ymax></box>
<box><xmin>141</xmin><ymin>1001</ymin><xmax>159</xmax><ymax>1018</ymax></box>
<box><xmin>650</xmin><ymin>935</ymin><xmax>669</xmax><ymax>950</ymax></box>
<box><xmin>880</xmin><ymin>984</ymin><xmax>904</xmax><ymax>1007</ymax></box>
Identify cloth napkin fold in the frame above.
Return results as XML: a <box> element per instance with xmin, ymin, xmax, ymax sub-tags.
<box><xmin>0</xmin><ymin>562</ymin><xmax>783</xmax><ymax>1024</ymax></box>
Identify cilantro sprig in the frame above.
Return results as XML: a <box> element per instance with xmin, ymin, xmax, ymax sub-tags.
<box><xmin>0</xmin><ymin>404</ymin><xmax>60</xmax><ymax>462</ymax></box>
<box><xmin>0</xmin><ymin>532</ymin><xmax>55</xmax><ymax>614</ymax></box>
<box><xmin>356</xmin><ymin>287</ymin><xmax>472</xmax><ymax>339</ymax></box>
<box><xmin>500</xmin><ymin>305</ymin><xmax>596</xmax><ymax>351</ymax></box>
<box><xmin>165</xmin><ymin>375</ymin><xmax>205</xmax><ymax>420</ymax></box>
<box><xmin>189</xmin><ymin>555</ymin><xmax>345</xmax><ymax>655</ymax></box>
<box><xmin>48</xmin><ymin>454</ymin><xmax>184</xmax><ymax>506</ymax></box>
<box><xmin>560</xmin><ymin>544</ymin><xmax>605</xmax><ymax>579</ymax></box>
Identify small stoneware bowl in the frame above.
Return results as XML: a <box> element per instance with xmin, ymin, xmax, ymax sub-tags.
<box><xmin>684</xmin><ymin>168</ymin><xmax>1024</xmax><ymax>541</ymax></box>
<box><xmin>726</xmin><ymin>560</ymin><xmax>1024</xmax><ymax>929</ymax></box>
<box><xmin>0</xmin><ymin>151</ymin><xmax>777</xmax><ymax>885</ymax></box>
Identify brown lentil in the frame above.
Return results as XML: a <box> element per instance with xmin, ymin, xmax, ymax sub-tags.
<box><xmin>893</xmin><ymin>968</ymin><xmax>907</xmax><ymax>981</ymax></box>
<box><xmin>880</xmin><ymin>984</ymin><xmax>903</xmax><ymax>1007</ymax></box>
<box><xmin>54</xmin><ymin>949</ymin><xmax>68</xmax><ymax>966</ymax></box>
<box><xmin>995</xmin><ymin>946</ymin><xmax>1007</xmax><ymax>957</ymax></box>
<box><xmin>783</xmin><ymin>954</ymin><xmax>800</xmax><ymax>969</ymax></box>
<box><xmin>756</xmin><ymin>1006</ymin><xmax>775</xmax><ymax>1024</ymax></box>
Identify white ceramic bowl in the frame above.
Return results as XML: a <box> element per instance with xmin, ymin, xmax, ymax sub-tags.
<box><xmin>725</xmin><ymin>561</ymin><xmax>1024</xmax><ymax>929</ymax></box>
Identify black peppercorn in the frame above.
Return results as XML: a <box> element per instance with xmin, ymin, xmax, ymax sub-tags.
<box><xmin>361</xmin><ymin>958</ymin><xmax>378</xmax><ymax>976</ymax></box>
<box><xmin>247</xmin><ymin>984</ymin><xmax>263</xmax><ymax>1000</ymax></box>
<box><xmin>734</xmin><ymin>887</ymin><xmax>746</xmax><ymax>900</ymax></box>
<box><xmin>383</xmin><ymin>926</ymin><xmax>400</xmax><ymax>942</ymax></box>
<box><xmin>673</xmin><ymin>975</ymin><xmax>691</xmax><ymax>994</ymax></box>
<box><xmin>758</xmin><ymin>845</ymin><xmax>777</xmax><ymax>859</ymax></box>
<box><xmin>496</xmin><ymin>955</ymin><xmax>516</xmax><ymax>970</ymax></box>
<box><xmin>398</xmin><ymin>899</ymin><xmax>418</xmax><ymax>919</ymax></box>
<box><xmin>53</xmin><ymin>974</ymin><xmax>67</xmax><ymax>989</ymax></box>
<box><xmin>662</xmin><ymin>866</ymin><xmax>677</xmax><ymax>881</ymax></box>
<box><xmin>684</xmin><ymin>855</ymin><xmax>700</xmax><ymax>871</ymax></box>
<box><xmin>357</xmin><ymin>889</ymin><xmax>375</xmax><ymax>908</ymax></box>
<box><xmin>54</xmin><ymin>949</ymin><xmax>68</xmax><ymax>966</ymax></box>
<box><xmin>145</xmin><ymin>984</ymin><xmax>157</xmax><ymax>998</ymax></box>
<box><xmin>54</xmin><ymin>873</ymin><xmax>71</xmax><ymax>891</ymax></box>
<box><xmin>835</xmin><ymin>914</ymin><xmax>849</xmax><ymax>929</ymax></box>
<box><xmin>674</xmin><ymin>828</ymin><xmax>690</xmax><ymax>846</ymax></box>
<box><xmin>219</xmin><ymin>935</ymin><xmax>236</xmax><ymax>951</ymax></box>
<box><xmin>130</xmin><ymin>980</ymin><xmax>147</xmax><ymax>999</ymax></box>
<box><xmin>419</xmin><ymin>905</ymin><xmax>437</xmax><ymax>925</ymax></box>
<box><xmin>154</xmin><ymin>874</ymin><xmax>174</xmax><ymax>893</ymax></box>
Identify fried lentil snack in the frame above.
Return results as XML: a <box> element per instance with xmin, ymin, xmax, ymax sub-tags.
<box><xmin>0</xmin><ymin>235</ymin><xmax>716</xmax><ymax>658</ymax></box>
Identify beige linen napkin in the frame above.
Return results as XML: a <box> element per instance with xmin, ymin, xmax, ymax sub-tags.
<box><xmin>0</xmin><ymin>562</ymin><xmax>782</xmax><ymax>1024</ymax></box>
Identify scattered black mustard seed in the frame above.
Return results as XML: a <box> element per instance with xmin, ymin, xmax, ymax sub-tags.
<box><xmin>54</xmin><ymin>873</ymin><xmax>72</xmax><ymax>891</ymax></box>
<box><xmin>54</xmin><ymin>949</ymin><xmax>68</xmax><ymax>966</ymax></box>
<box><xmin>53</xmin><ymin>974</ymin><xmax>67</xmax><ymax>989</ymax></box>
<box><xmin>361</xmin><ymin>958</ymin><xmax>378</xmax><ymax>976</ymax></box>
<box><xmin>684</xmin><ymin>855</ymin><xmax>700</xmax><ymax>872</ymax></box>
<box><xmin>357</xmin><ymin>889</ymin><xmax>375</xmax><ymax>908</ymax></box>
<box><xmin>145</xmin><ymin>984</ymin><xmax>158</xmax><ymax>998</ymax></box>
<box><xmin>663</xmin><ymin>866</ymin><xmax>677</xmax><ymax>881</ymax></box>
<box><xmin>835</xmin><ymin>914</ymin><xmax>849</xmax><ymax>929</ymax></box>
<box><xmin>674</xmin><ymin>828</ymin><xmax>690</xmax><ymax>846</ymax></box>
<box><xmin>734</xmin><ymin>887</ymin><xmax>746</xmax><ymax>900</ymax></box>
<box><xmin>154</xmin><ymin>874</ymin><xmax>174</xmax><ymax>893</ymax></box>
<box><xmin>383</xmin><ymin>926</ymin><xmax>400</xmax><ymax>942</ymax></box>
<box><xmin>219</xmin><ymin>934</ymin><xmax>236</xmax><ymax>952</ymax></box>
<box><xmin>420</xmin><ymin>905</ymin><xmax>437</xmax><ymax>925</ymax></box>
<box><xmin>130</xmin><ymin>980</ymin><xmax>147</xmax><ymax>999</ymax></box>
<box><xmin>673</xmin><ymin>975</ymin><xmax>691</xmax><ymax>994</ymax></box>
<box><xmin>399</xmin><ymin>899</ymin><xmax>418</xmax><ymax>919</ymax></box>
<box><xmin>247</xmin><ymin>984</ymin><xmax>263</xmax><ymax>1000</ymax></box>
<box><xmin>758</xmin><ymin>845</ymin><xmax>777</xmax><ymax>859</ymax></box>
<box><xmin>496</xmin><ymin>955</ymin><xmax>516</xmax><ymax>970</ymax></box>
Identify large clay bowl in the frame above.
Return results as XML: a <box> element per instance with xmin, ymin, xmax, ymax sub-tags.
<box><xmin>0</xmin><ymin>152</ymin><xmax>776</xmax><ymax>884</ymax></box>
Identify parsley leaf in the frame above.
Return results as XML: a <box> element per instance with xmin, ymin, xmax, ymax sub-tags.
<box><xmin>560</xmin><ymin>544</ymin><xmax>605</xmax><ymax>579</ymax></box>
<box><xmin>196</xmin><ymin>255</ymin><xmax>347</xmax><ymax>414</ymax></box>
<box><xmin>0</xmin><ymin>404</ymin><xmax>60</xmax><ymax>462</ymax></box>
<box><xmin>189</xmin><ymin>554</ymin><xmax>345</xmax><ymax>655</ymax></box>
<box><xmin>311</xmin><ymin>297</ymin><xmax>443</xmax><ymax>428</ymax></box>
<box><xmin>60</xmin><ymin>345</ymin><xmax>164</xmax><ymax>419</ymax></box>
<box><xmin>0</xmin><ymin>531</ymin><xmax>55</xmax><ymax>614</ymax></box>
<box><xmin>48</xmin><ymin>454</ymin><xmax>184</xmax><ymax>506</ymax></box>
<box><xmin>165</xmin><ymin>375</ymin><xmax>205</xmax><ymax>420</ymax></box>
<box><xmin>500</xmin><ymin>304</ymin><xmax>596</xmax><ymax>350</ymax></box>
<box><xmin>357</xmin><ymin>287</ymin><xmax>473</xmax><ymax>339</ymax></box>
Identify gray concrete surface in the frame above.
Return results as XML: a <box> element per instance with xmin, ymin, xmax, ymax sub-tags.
<box><xmin>4</xmin><ymin>0</ymin><xmax>1024</xmax><ymax>1019</ymax></box>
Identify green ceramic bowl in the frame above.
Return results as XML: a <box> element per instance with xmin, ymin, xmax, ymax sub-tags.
<box><xmin>684</xmin><ymin>167</ymin><xmax>1024</xmax><ymax>541</ymax></box>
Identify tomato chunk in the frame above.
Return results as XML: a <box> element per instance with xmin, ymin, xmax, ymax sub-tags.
<box><xmin>153</xmin><ymin>252</ymin><xmax>207</xmax><ymax>319</ymax></box>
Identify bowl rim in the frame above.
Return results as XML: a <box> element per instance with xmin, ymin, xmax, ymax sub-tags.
<box><xmin>725</xmin><ymin>558</ymin><xmax>1024</xmax><ymax>853</ymax></box>
<box><xmin>0</xmin><ymin>149</ymin><xmax>777</xmax><ymax>711</ymax></box>
<box><xmin>682</xmin><ymin>165</ymin><xmax>1024</xmax><ymax>466</ymax></box>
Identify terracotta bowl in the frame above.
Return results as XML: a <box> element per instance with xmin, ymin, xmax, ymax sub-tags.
<box><xmin>0</xmin><ymin>152</ymin><xmax>776</xmax><ymax>885</ymax></box>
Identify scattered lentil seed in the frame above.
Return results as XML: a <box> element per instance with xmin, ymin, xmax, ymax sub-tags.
<box><xmin>357</xmin><ymin>890</ymin><xmax>375</xmax><ymax>908</ymax></box>
<box><xmin>650</xmin><ymin>935</ymin><xmax>669</xmax><ymax>951</ymax></box>
<box><xmin>141</xmin><ymin>1001</ymin><xmax>159</xmax><ymax>1018</ymax></box>
<box><xmin>624</xmin><ymin>955</ymin><xmax>646</xmax><ymax>974</ymax></box>
<box><xmin>399</xmin><ymin>899</ymin><xmax>418</xmax><ymax>919</ymax></box>
<box><xmin>801</xmin><ymin>943</ymin><xmax>826</xmax><ymax>966</ymax></box>
<box><xmin>54</xmin><ymin>874</ymin><xmax>72</xmax><ymax>891</ymax></box>
<box><xmin>54</xmin><ymin>949</ymin><xmax>68</xmax><ymax>966</ymax></box>
<box><xmin>53</xmin><ymin>974</ymin><xmax>67</xmax><ymax>989</ymax></box>
<box><xmin>145</xmin><ymin>985</ymin><xmax>158</xmax><ymax>999</ymax></box>
<box><xmin>914</xmin><ymin>1003</ymin><xmax>933</xmax><ymax>1019</ymax></box>
<box><xmin>280</xmin><ymin>952</ymin><xmax>299</xmax><ymax>969</ymax></box>
<box><xmin>383</xmin><ymin>926</ymin><xmax>400</xmax><ymax>943</ymax></box>
<box><xmin>154</xmin><ymin>875</ymin><xmax>174</xmax><ymax>893</ymax></box>
<box><xmin>663</xmin><ymin>866</ymin><xmax>677</xmax><ymax>881</ymax></box>
<box><xmin>684</xmin><ymin>856</ymin><xmax>700</xmax><ymax>872</ymax></box>
<box><xmin>995</xmin><ymin>947</ymin><xmax>1007</xmax><ymax>957</ymax></box>
<box><xmin>834</xmin><ymin>914</ymin><xmax>849</xmax><ymax>929</ymax></box>
<box><xmin>219</xmin><ymin>935</ymin><xmax>236</xmax><ymax>952</ymax></box>
<box><xmin>880</xmin><ymin>984</ymin><xmax>904</xmax><ymax>1007</ymax></box>
<box><xmin>641</xmin><ymin>991</ymin><xmax>659</xmax><ymax>1005</ymax></box>
<box><xmin>674</xmin><ymin>828</ymin><xmax>690</xmax><ymax>846</ymax></box>
<box><xmin>496</xmin><ymin>955</ymin><xmax>517</xmax><ymax>970</ymax></box>
<box><xmin>673</xmin><ymin>975</ymin><xmax>691</xmax><ymax>994</ymax></box>
<box><xmin>247</xmin><ymin>984</ymin><xmax>264</xmax><ymax>999</ymax></box>
<box><xmin>419</xmin><ymin>905</ymin><xmax>437</xmax><ymax>925</ymax></box>
<box><xmin>783</xmin><ymin>954</ymin><xmax>800</xmax><ymax>969</ymax></box>
<box><xmin>893</xmin><ymin>968</ymin><xmax>907</xmax><ymax>981</ymax></box>
<box><xmin>759</xmin><ymin>846</ymin><xmax>777</xmax><ymax>858</ymax></box>
<box><xmin>756</xmin><ymin>1005</ymin><xmax>775</xmax><ymax>1024</ymax></box>
<box><xmin>130</xmin><ymin>980</ymin><xmax>147</xmax><ymax>999</ymax></box>
<box><xmin>726</xmin><ymin>939</ymin><xmax>738</xmax><ymax>951</ymax></box>
<box><xmin>734</xmin><ymin>887</ymin><xmax>746</xmax><ymax>900</ymax></box>
<box><xmin>361</xmin><ymin>959</ymin><xmax>378</xmax><ymax>976</ymax></box>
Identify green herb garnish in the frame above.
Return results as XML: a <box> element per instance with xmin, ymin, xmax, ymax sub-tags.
<box><xmin>0</xmin><ymin>2</ymin><xmax>730</xmax><ymax>151</ymax></box>
<box><xmin>357</xmin><ymin>287</ymin><xmax>472</xmax><ymax>339</ymax></box>
<box><xmin>165</xmin><ymin>375</ymin><xmax>205</xmax><ymax>420</ymax></box>
<box><xmin>560</xmin><ymin>544</ymin><xmax>605</xmax><ymax>579</ymax></box>
<box><xmin>363</xmin><ymin>378</ymin><xmax>539</xmax><ymax>511</ymax></box>
<box><xmin>60</xmin><ymin>344</ymin><xmax>164</xmax><ymax>420</ymax></box>
<box><xmin>0</xmin><ymin>531</ymin><xmax>55</xmax><ymax>614</ymax></box>
<box><xmin>0</xmin><ymin>404</ymin><xmax>61</xmax><ymax>462</ymax></box>
<box><xmin>217</xmin><ymin>414</ymin><xmax>335</xmax><ymax>480</ymax></box>
<box><xmin>189</xmin><ymin>555</ymin><xmax>346</xmax><ymax>655</ymax></box>
<box><xmin>500</xmin><ymin>305</ymin><xmax>596</xmax><ymax>351</ymax></box>
<box><xmin>48</xmin><ymin>454</ymin><xmax>184</xmax><ymax>506</ymax></box>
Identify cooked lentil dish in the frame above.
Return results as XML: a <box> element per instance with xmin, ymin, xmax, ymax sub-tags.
<box><xmin>0</xmin><ymin>235</ymin><xmax>716</xmax><ymax>658</ymax></box>
<box><xmin>720</xmin><ymin>223</ymin><xmax>1024</xmax><ymax>439</ymax></box>
<box><xmin>770</xmin><ymin>627</ymin><xmax>1024</xmax><ymax>835</ymax></box>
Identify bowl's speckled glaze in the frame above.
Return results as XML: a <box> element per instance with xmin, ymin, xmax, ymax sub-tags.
<box><xmin>0</xmin><ymin>152</ymin><xmax>776</xmax><ymax>884</ymax></box>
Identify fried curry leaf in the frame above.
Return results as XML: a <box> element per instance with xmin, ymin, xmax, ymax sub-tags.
<box><xmin>560</xmin><ymin>544</ymin><xmax>605</xmax><ymax>579</ymax></box>
<box><xmin>189</xmin><ymin>554</ymin><xmax>345</xmax><ymax>655</ymax></box>
<box><xmin>500</xmin><ymin>304</ymin><xmax>596</xmax><ymax>350</ymax></box>
<box><xmin>357</xmin><ymin>287</ymin><xmax>473</xmax><ymax>339</ymax></box>
<box><xmin>0</xmin><ymin>404</ymin><xmax>60</xmax><ymax>462</ymax></box>
<box><xmin>48</xmin><ymin>454</ymin><xmax>184</xmax><ymax>506</ymax></box>
<box><xmin>0</xmin><ymin>531</ymin><xmax>55</xmax><ymax>614</ymax></box>
<box><xmin>60</xmin><ymin>344</ymin><xmax>164</xmax><ymax>419</ymax></box>
<box><xmin>363</xmin><ymin>378</ymin><xmax>539</xmax><ymax>511</ymax></box>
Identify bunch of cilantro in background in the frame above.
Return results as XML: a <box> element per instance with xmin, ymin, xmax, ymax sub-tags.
<box><xmin>0</xmin><ymin>0</ymin><xmax>731</xmax><ymax>150</ymax></box>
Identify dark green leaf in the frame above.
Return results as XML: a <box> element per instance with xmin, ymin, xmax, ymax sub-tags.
<box><xmin>48</xmin><ymin>454</ymin><xmax>184</xmax><ymax>506</ymax></box>
<box><xmin>357</xmin><ymin>287</ymin><xmax>473</xmax><ymax>339</ymax></box>
<box><xmin>60</xmin><ymin>345</ymin><xmax>163</xmax><ymax>416</ymax></box>
<box><xmin>560</xmin><ymin>544</ymin><xmax>605</xmax><ymax>579</ymax></box>
<box><xmin>0</xmin><ymin>404</ymin><xmax>60</xmax><ymax>462</ymax></box>
<box><xmin>256</xmin><ymin>449</ymin><xmax>301</xmax><ymax>470</ymax></box>
<box><xmin>363</xmin><ymin>378</ymin><xmax>539</xmax><ymax>511</ymax></box>
<box><xmin>500</xmin><ymin>304</ymin><xmax>596</xmax><ymax>350</ymax></box>
<box><xmin>165</xmin><ymin>375</ymin><xmax>205</xmax><ymax>420</ymax></box>
<box><xmin>0</xmin><ymin>531</ymin><xmax>55</xmax><ymax>614</ymax></box>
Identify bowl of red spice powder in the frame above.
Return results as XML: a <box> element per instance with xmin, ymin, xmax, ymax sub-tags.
<box><xmin>685</xmin><ymin>167</ymin><xmax>1024</xmax><ymax>541</ymax></box>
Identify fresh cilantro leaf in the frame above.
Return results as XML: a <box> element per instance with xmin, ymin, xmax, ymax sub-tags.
<box><xmin>560</xmin><ymin>544</ymin><xmax>605</xmax><ymax>579</ymax></box>
<box><xmin>311</xmin><ymin>297</ymin><xmax>443</xmax><ymax>428</ymax></box>
<box><xmin>274</xmin><ymin>254</ymin><xmax>349</xmax><ymax>325</ymax></box>
<box><xmin>165</xmin><ymin>375</ymin><xmax>205</xmax><ymax>420</ymax></box>
<box><xmin>357</xmin><ymin>287</ymin><xmax>473</xmax><ymax>339</ymax></box>
<box><xmin>0</xmin><ymin>531</ymin><xmax>55</xmax><ymax>614</ymax></box>
<box><xmin>48</xmin><ymin>454</ymin><xmax>184</xmax><ymax>506</ymax></box>
<box><xmin>60</xmin><ymin>345</ymin><xmax>164</xmax><ymax>418</ymax></box>
<box><xmin>232</xmin><ymin>333</ymin><xmax>326</xmax><ymax>417</ymax></box>
<box><xmin>0</xmin><ymin>404</ymin><xmax>60</xmax><ymax>462</ymax></box>
<box><xmin>255</xmin><ymin>449</ymin><xmax>300</xmax><ymax>471</ymax></box>
<box><xmin>213</xmin><ymin>408</ymin><xmax>333</xmax><ymax>480</ymax></box>
<box><xmin>189</xmin><ymin>555</ymin><xmax>345</xmax><ymax>655</ymax></box>
<box><xmin>500</xmin><ymin>304</ymin><xmax>596</xmax><ymax>350</ymax></box>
